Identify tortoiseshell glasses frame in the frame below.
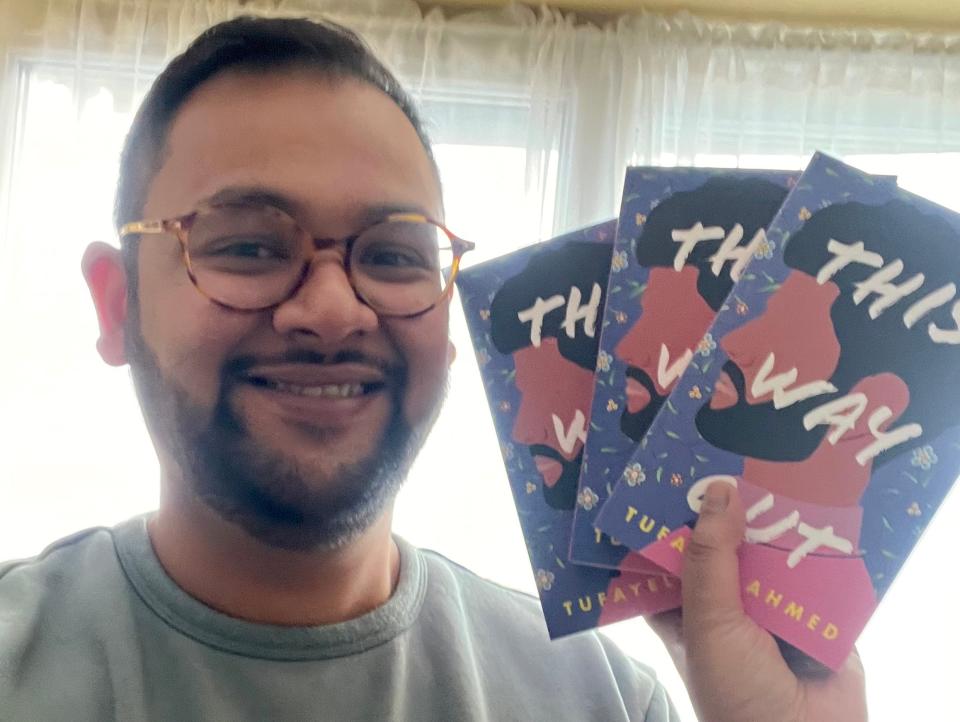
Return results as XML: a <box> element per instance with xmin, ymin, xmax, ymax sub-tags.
<box><xmin>119</xmin><ymin>202</ymin><xmax>475</xmax><ymax>319</ymax></box>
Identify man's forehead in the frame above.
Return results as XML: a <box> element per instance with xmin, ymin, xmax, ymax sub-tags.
<box><xmin>142</xmin><ymin>70</ymin><xmax>442</xmax><ymax>224</ymax></box>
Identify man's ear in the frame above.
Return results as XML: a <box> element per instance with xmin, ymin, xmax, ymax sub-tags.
<box><xmin>446</xmin><ymin>340</ymin><xmax>457</xmax><ymax>367</ymax></box>
<box><xmin>81</xmin><ymin>242</ymin><xmax>129</xmax><ymax>366</ymax></box>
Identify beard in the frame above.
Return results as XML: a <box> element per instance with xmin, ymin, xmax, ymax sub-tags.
<box><xmin>619</xmin><ymin>366</ymin><xmax>668</xmax><ymax>442</ymax></box>
<box><xmin>526</xmin><ymin>444</ymin><xmax>581</xmax><ymax>511</ymax></box>
<box><xmin>124</xmin><ymin>312</ymin><xmax>444</xmax><ymax>552</ymax></box>
<box><xmin>695</xmin><ymin>360</ymin><xmax>827</xmax><ymax>462</ymax></box>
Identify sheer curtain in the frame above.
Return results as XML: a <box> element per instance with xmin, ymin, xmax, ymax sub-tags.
<box><xmin>2</xmin><ymin>1</ymin><xmax>959</xmax><ymax>719</ymax></box>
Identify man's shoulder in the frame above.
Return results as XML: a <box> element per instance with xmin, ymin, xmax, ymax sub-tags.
<box><xmin>413</xmin><ymin>547</ymin><xmax>676</xmax><ymax>722</ymax></box>
<box><xmin>0</xmin><ymin>525</ymin><xmax>123</xmax><ymax>643</ymax></box>
<box><xmin>0</xmin><ymin>525</ymin><xmax>118</xmax><ymax>591</ymax></box>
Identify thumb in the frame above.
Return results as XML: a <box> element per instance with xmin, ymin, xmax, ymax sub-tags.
<box><xmin>682</xmin><ymin>481</ymin><xmax>747</xmax><ymax>634</ymax></box>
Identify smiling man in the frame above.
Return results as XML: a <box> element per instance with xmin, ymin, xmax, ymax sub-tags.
<box><xmin>0</xmin><ymin>16</ymin><xmax>867</xmax><ymax>722</ymax></box>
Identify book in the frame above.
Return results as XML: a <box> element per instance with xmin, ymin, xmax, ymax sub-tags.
<box><xmin>595</xmin><ymin>152</ymin><xmax>960</xmax><ymax>668</ymax></box>
<box><xmin>571</xmin><ymin>167</ymin><xmax>797</xmax><ymax>570</ymax></box>
<box><xmin>456</xmin><ymin>220</ymin><xmax>681</xmax><ymax>638</ymax></box>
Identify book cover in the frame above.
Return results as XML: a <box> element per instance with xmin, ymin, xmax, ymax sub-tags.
<box><xmin>456</xmin><ymin>220</ymin><xmax>681</xmax><ymax>638</ymax></box>
<box><xmin>595</xmin><ymin>153</ymin><xmax>960</xmax><ymax>668</ymax></box>
<box><xmin>571</xmin><ymin>167</ymin><xmax>797</xmax><ymax>570</ymax></box>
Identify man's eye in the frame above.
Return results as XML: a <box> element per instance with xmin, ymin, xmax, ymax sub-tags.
<box><xmin>220</xmin><ymin>243</ymin><xmax>276</xmax><ymax>259</ymax></box>
<box><xmin>360</xmin><ymin>244</ymin><xmax>430</xmax><ymax>269</ymax></box>
<box><xmin>199</xmin><ymin>237</ymin><xmax>289</xmax><ymax>260</ymax></box>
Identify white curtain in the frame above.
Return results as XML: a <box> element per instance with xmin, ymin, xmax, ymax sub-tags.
<box><xmin>2</xmin><ymin>2</ymin><xmax>959</xmax><ymax>720</ymax></box>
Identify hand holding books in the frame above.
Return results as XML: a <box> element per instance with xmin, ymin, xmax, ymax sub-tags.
<box><xmin>659</xmin><ymin>481</ymin><xmax>867</xmax><ymax>722</ymax></box>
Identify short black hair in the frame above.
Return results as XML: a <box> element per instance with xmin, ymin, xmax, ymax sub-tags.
<box><xmin>115</xmin><ymin>15</ymin><xmax>435</xmax><ymax>297</ymax></box>
<box><xmin>634</xmin><ymin>176</ymin><xmax>788</xmax><ymax>310</ymax></box>
<box><xmin>490</xmin><ymin>240</ymin><xmax>612</xmax><ymax>371</ymax></box>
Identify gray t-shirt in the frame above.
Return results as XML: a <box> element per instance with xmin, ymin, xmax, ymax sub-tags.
<box><xmin>0</xmin><ymin>516</ymin><xmax>677</xmax><ymax>721</ymax></box>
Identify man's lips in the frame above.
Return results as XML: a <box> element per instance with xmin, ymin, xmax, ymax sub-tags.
<box><xmin>711</xmin><ymin>370</ymin><xmax>739</xmax><ymax>410</ymax></box>
<box><xmin>241</xmin><ymin>362</ymin><xmax>388</xmax><ymax>389</ymax></box>
<box><xmin>534</xmin><ymin>456</ymin><xmax>564</xmax><ymax>488</ymax></box>
<box><xmin>237</xmin><ymin>362</ymin><xmax>391</xmax><ymax>425</ymax></box>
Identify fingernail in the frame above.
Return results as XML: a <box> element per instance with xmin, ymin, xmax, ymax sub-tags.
<box><xmin>702</xmin><ymin>483</ymin><xmax>730</xmax><ymax>513</ymax></box>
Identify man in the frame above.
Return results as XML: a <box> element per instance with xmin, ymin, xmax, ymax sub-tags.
<box><xmin>0</xmin><ymin>16</ymin><xmax>866</xmax><ymax>721</ymax></box>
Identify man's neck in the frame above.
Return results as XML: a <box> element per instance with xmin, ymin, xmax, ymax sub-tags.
<box><xmin>147</xmin><ymin>496</ymin><xmax>400</xmax><ymax>627</ymax></box>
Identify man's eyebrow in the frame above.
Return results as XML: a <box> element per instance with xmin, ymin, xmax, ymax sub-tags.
<box><xmin>198</xmin><ymin>187</ymin><xmax>433</xmax><ymax>226</ymax></box>
<box><xmin>200</xmin><ymin>186</ymin><xmax>303</xmax><ymax>217</ymax></box>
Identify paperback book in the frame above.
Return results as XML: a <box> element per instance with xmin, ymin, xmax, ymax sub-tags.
<box><xmin>595</xmin><ymin>153</ymin><xmax>960</xmax><ymax>668</ymax></box>
<box><xmin>456</xmin><ymin>220</ymin><xmax>681</xmax><ymax>638</ymax></box>
<box><xmin>571</xmin><ymin>167</ymin><xmax>797</xmax><ymax>569</ymax></box>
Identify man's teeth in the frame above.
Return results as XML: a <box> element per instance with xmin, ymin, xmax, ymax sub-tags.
<box><xmin>268</xmin><ymin>381</ymin><xmax>365</xmax><ymax>398</ymax></box>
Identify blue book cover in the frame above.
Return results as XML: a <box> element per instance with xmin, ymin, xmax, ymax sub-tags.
<box><xmin>455</xmin><ymin>220</ymin><xmax>680</xmax><ymax>638</ymax></box>
<box><xmin>595</xmin><ymin>153</ymin><xmax>960</xmax><ymax>668</ymax></box>
<box><xmin>571</xmin><ymin>167</ymin><xmax>797</xmax><ymax>570</ymax></box>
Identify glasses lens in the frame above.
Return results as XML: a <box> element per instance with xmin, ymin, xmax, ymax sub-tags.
<box><xmin>350</xmin><ymin>219</ymin><xmax>454</xmax><ymax>315</ymax></box>
<box><xmin>186</xmin><ymin>204</ymin><xmax>306</xmax><ymax>310</ymax></box>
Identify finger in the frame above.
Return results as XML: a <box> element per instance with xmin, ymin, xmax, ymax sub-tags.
<box><xmin>681</xmin><ymin>481</ymin><xmax>747</xmax><ymax>635</ymax></box>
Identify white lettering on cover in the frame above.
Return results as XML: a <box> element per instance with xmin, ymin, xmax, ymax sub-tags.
<box><xmin>751</xmin><ymin>353</ymin><xmax>837</xmax><ymax>409</ymax></box>
<box><xmin>818</xmin><ymin>240</ymin><xmax>959</xmax><ymax>345</ymax></box>
<box><xmin>657</xmin><ymin>343</ymin><xmax>693</xmax><ymax>390</ymax></box>
<box><xmin>788</xmin><ymin>524</ymin><xmax>854</xmax><ymax>568</ymax></box>
<box><xmin>852</xmin><ymin>260</ymin><xmax>925</xmax><ymax>320</ymax></box>
<box><xmin>561</xmin><ymin>283</ymin><xmax>602</xmax><ymax>340</ymax></box>
<box><xmin>517</xmin><ymin>294</ymin><xmax>565</xmax><ymax>347</ymax></box>
<box><xmin>710</xmin><ymin>226</ymin><xmax>766</xmax><ymax>283</ymax></box>
<box><xmin>552</xmin><ymin>410</ymin><xmax>587</xmax><ymax>455</ymax></box>
<box><xmin>929</xmin><ymin>300</ymin><xmax>960</xmax><ymax>345</ymax></box>
<box><xmin>904</xmin><ymin>283</ymin><xmax>957</xmax><ymax>329</ymax></box>
<box><xmin>672</xmin><ymin>222</ymin><xmax>725</xmax><ymax>271</ymax></box>
<box><xmin>817</xmin><ymin>240</ymin><xmax>883</xmax><ymax>285</ymax></box>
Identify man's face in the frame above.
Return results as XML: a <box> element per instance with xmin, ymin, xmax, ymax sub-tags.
<box><xmin>512</xmin><ymin>339</ymin><xmax>592</xmax><ymax>510</ymax></box>
<box><xmin>126</xmin><ymin>71</ymin><xmax>449</xmax><ymax>549</ymax></box>
<box><xmin>615</xmin><ymin>265</ymin><xmax>716</xmax><ymax>440</ymax></box>
<box><xmin>696</xmin><ymin>271</ymin><xmax>842</xmax><ymax>460</ymax></box>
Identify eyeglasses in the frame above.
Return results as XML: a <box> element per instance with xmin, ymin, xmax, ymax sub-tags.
<box><xmin>119</xmin><ymin>202</ymin><xmax>475</xmax><ymax>318</ymax></box>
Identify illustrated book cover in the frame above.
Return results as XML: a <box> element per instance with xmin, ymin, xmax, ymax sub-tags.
<box><xmin>456</xmin><ymin>220</ymin><xmax>681</xmax><ymax>638</ymax></box>
<box><xmin>571</xmin><ymin>167</ymin><xmax>797</xmax><ymax>570</ymax></box>
<box><xmin>595</xmin><ymin>153</ymin><xmax>960</xmax><ymax>668</ymax></box>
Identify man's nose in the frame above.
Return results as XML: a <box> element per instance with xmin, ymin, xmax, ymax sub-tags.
<box><xmin>271</xmin><ymin>252</ymin><xmax>380</xmax><ymax>345</ymax></box>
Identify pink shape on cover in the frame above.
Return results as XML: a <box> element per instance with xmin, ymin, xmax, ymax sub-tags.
<box><xmin>619</xmin><ymin>550</ymin><xmax>676</xmax><ymax>576</ymax></box>
<box><xmin>638</xmin><ymin>528</ymin><xmax>876</xmax><ymax>669</ymax></box>
<box><xmin>640</xmin><ymin>528</ymin><xmax>688</xmax><ymax>577</ymax></box>
<box><xmin>597</xmin><ymin>572</ymin><xmax>682</xmax><ymax>625</ymax></box>
<box><xmin>740</xmin><ymin>544</ymin><xmax>875</xmax><ymax>670</ymax></box>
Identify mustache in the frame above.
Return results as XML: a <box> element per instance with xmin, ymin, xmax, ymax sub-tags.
<box><xmin>223</xmin><ymin>349</ymin><xmax>404</xmax><ymax>383</ymax></box>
